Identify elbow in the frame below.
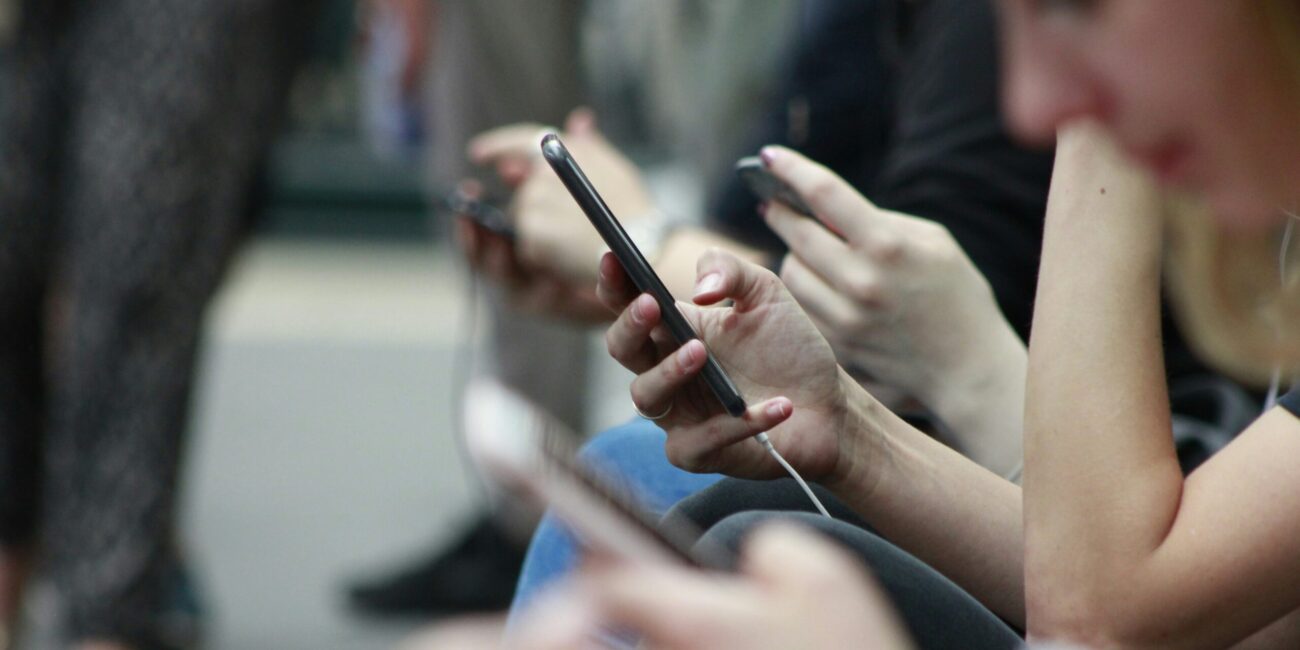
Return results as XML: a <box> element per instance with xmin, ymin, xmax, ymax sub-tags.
<box><xmin>1026</xmin><ymin>585</ymin><xmax>1186</xmax><ymax>649</ymax></box>
<box><xmin>1026</xmin><ymin>579</ymin><xmax>1113</xmax><ymax>647</ymax></box>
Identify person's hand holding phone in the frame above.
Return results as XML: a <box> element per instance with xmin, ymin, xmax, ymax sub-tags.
<box><xmin>757</xmin><ymin>146</ymin><xmax>1027</xmax><ymax>473</ymax></box>
<box><xmin>468</xmin><ymin>108</ymin><xmax>657</xmax><ymax>284</ymax></box>
<box><xmin>596</xmin><ymin>246</ymin><xmax>866</xmax><ymax>483</ymax></box>
<box><xmin>454</xmin><ymin>180</ymin><xmax>610</xmax><ymax>323</ymax></box>
<box><xmin>505</xmin><ymin>524</ymin><xmax>914</xmax><ymax>650</ymax></box>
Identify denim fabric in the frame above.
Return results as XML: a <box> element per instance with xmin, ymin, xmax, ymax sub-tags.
<box><xmin>507</xmin><ymin>418</ymin><xmax>723</xmax><ymax>622</ymax></box>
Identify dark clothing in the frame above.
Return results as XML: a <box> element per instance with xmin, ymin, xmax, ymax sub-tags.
<box><xmin>709</xmin><ymin>0</ymin><xmax>892</xmax><ymax>252</ymax></box>
<box><xmin>706</xmin><ymin>0</ymin><xmax>1218</xmax><ymax>389</ymax></box>
<box><xmin>709</xmin><ymin>0</ymin><xmax>1052</xmax><ymax>340</ymax></box>
<box><xmin>0</xmin><ymin>1</ymin><xmax>314</xmax><ymax>645</ymax></box>
<box><xmin>1278</xmin><ymin>385</ymin><xmax>1300</xmax><ymax>418</ymax></box>
<box><xmin>668</xmin><ymin>479</ymin><xmax>1022</xmax><ymax>650</ymax></box>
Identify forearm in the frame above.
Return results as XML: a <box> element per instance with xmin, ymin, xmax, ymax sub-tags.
<box><xmin>927</xmin><ymin>316</ymin><xmax>1028</xmax><ymax>477</ymax></box>
<box><xmin>655</xmin><ymin>227</ymin><xmax>769</xmax><ymax>298</ymax></box>
<box><xmin>827</xmin><ymin>371</ymin><xmax>1026</xmax><ymax>626</ymax></box>
<box><xmin>1022</xmin><ymin>125</ymin><xmax>1183</xmax><ymax>637</ymax></box>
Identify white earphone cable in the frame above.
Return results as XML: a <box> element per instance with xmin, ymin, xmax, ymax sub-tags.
<box><xmin>754</xmin><ymin>431</ymin><xmax>832</xmax><ymax>518</ymax></box>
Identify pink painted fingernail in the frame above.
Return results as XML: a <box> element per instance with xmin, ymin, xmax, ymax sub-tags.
<box><xmin>694</xmin><ymin>273</ymin><xmax>723</xmax><ymax>297</ymax></box>
<box><xmin>760</xmin><ymin>146</ymin><xmax>780</xmax><ymax>167</ymax></box>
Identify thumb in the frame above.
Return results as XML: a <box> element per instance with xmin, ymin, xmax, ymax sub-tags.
<box><xmin>692</xmin><ymin>248</ymin><xmax>784</xmax><ymax>311</ymax></box>
<box><xmin>740</xmin><ymin>523</ymin><xmax>915</xmax><ymax>649</ymax></box>
<box><xmin>564</xmin><ymin>106</ymin><xmax>598</xmax><ymax>137</ymax></box>
<box><xmin>741</xmin><ymin>523</ymin><xmax>861</xmax><ymax>589</ymax></box>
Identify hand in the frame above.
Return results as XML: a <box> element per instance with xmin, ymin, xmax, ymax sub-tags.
<box><xmin>596</xmin><ymin>248</ymin><xmax>854</xmax><ymax>482</ymax></box>
<box><xmin>454</xmin><ymin>181</ymin><xmax>611</xmax><ymax>324</ymax></box>
<box><xmin>758</xmin><ymin>147</ymin><xmax>1027</xmax><ymax>470</ymax></box>
<box><xmin>508</xmin><ymin>524</ymin><xmax>915</xmax><ymax>650</ymax></box>
<box><xmin>468</xmin><ymin>109</ymin><xmax>656</xmax><ymax>283</ymax></box>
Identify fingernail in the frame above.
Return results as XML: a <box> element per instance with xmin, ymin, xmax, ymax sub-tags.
<box><xmin>694</xmin><ymin>273</ymin><xmax>723</xmax><ymax>297</ymax></box>
<box><xmin>677</xmin><ymin>341</ymin><xmax>699</xmax><ymax>367</ymax></box>
<box><xmin>766</xmin><ymin>399</ymin><xmax>790</xmax><ymax>418</ymax></box>
<box><xmin>633</xmin><ymin>294</ymin><xmax>654</xmax><ymax>321</ymax></box>
<box><xmin>756</xmin><ymin>201</ymin><xmax>769</xmax><ymax>216</ymax></box>
<box><xmin>760</xmin><ymin>146</ymin><xmax>780</xmax><ymax>167</ymax></box>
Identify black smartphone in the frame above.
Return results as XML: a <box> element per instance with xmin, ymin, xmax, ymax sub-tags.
<box><xmin>446</xmin><ymin>189</ymin><xmax>517</xmax><ymax>240</ymax></box>
<box><xmin>540</xmin><ymin>134</ymin><xmax>747</xmax><ymax>417</ymax></box>
<box><xmin>735</xmin><ymin>156</ymin><xmax>815</xmax><ymax>217</ymax></box>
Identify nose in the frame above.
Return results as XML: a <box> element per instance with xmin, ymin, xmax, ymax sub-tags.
<box><xmin>1002</xmin><ymin>38</ymin><xmax>1108</xmax><ymax>145</ymax></box>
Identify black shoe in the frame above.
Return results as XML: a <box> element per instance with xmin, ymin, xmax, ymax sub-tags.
<box><xmin>346</xmin><ymin>514</ymin><xmax>526</xmax><ymax>619</ymax></box>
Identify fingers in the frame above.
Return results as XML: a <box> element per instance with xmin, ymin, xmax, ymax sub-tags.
<box><xmin>759</xmin><ymin>145</ymin><xmax>879</xmax><ymax>242</ymax></box>
<box><xmin>692</xmin><ymin>248</ymin><xmax>783</xmax><ymax>310</ymax></box>
<box><xmin>604</xmin><ymin>294</ymin><xmax>664</xmax><ymax>374</ymax></box>
<box><xmin>778</xmin><ymin>254</ymin><xmax>870</xmax><ymax>334</ymax></box>
<box><xmin>468</xmin><ymin>123</ymin><xmax>551</xmax><ymax>186</ymax></box>
<box><xmin>741</xmin><ymin>523</ymin><xmax>868</xmax><ymax>591</ymax></box>
<box><xmin>767</xmin><ymin>199</ymin><xmax>888</xmax><ymax>303</ymax></box>
<box><xmin>467</xmin><ymin>122</ymin><xmax>550</xmax><ymax>164</ymax></box>
<box><xmin>595</xmin><ymin>252</ymin><xmax>638</xmax><ymax>312</ymax></box>
<box><xmin>457</xmin><ymin>216</ymin><xmax>520</xmax><ymax>279</ymax></box>
<box><xmin>563</xmin><ymin>106</ymin><xmax>597</xmax><ymax>136</ymax></box>
<box><xmin>575</xmin><ymin>562</ymin><xmax>757</xmax><ymax>649</ymax></box>
<box><xmin>665</xmin><ymin>398</ymin><xmax>793</xmax><ymax>471</ymax></box>
<box><xmin>740</xmin><ymin>523</ymin><xmax>914</xmax><ymax>648</ymax></box>
<box><xmin>628</xmin><ymin>339</ymin><xmax>708</xmax><ymax>417</ymax></box>
<box><xmin>508</xmin><ymin>582</ymin><xmax>604</xmax><ymax>650</ymax></box>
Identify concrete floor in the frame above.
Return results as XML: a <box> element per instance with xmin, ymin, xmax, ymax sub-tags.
<box><xmin>180</xmin><ymin>240</ymin><xmax>495</xmax><ymax>649</ymax></box>
<box><xmin>14</xmin><ymin>238</ymin><xmax>633</xmax><ymax>649</ymax></box>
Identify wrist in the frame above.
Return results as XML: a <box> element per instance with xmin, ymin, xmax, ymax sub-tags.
<box><xmin>822</xmin><ymin>367</ymin><xmax>894</xmax><ymax>503</ymax></box>
<box><xmin>622</xmin><ymin>207</ymin><xmax>681</xmax><ymax>265</ymax></box>
<box><xmin>925</xmin><ymin>319</ymin><xmax>1027</xmax><ymax>473</ymax></box>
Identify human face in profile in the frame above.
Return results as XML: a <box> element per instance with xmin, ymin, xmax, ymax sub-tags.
<box><xmin>998</xmin><ymin>0</ymin><xmax>1300</xmax><ymax>230</ymax></box>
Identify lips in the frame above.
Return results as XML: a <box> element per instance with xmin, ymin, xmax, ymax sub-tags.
<box><xmin>1126</xmin><ymin>139</ymin><xmax>1195</xmax><ymax>185</ymax></box>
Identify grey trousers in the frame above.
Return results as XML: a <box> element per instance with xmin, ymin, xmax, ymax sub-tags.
<box><xmin>425</xmin><ymin>0</ymin><xmax>593</xmax><ymax>433</ymax></box>
<box><xmin>666</xmin><ymin>478</ymin><xmax>1023</xmax><ymax>650</ymax></box>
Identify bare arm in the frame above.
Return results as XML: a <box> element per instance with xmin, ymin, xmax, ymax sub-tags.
<box><xmin>826</xmin><ymin>379</ymin><xmax>1028</xmax><ymax>625</ymax></box>
<box><xmin>654</xmin><ymin>227</ymin><xmax>768</xmax><ymax>299</ymax></box>
<box><xmin>1023</xmin><ymin>123</ymin><xmax>1300</xmax><ymax>648</ymax></box>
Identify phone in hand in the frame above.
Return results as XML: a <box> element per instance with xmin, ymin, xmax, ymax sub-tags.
<box><xmin>735</xmin><ymin>156</ymin><xmax>815</xmax><ymax>217</ymax></box>
<box><xmin>540</xmin><ymin>133</ymin><xmax>747</xmax><ymax>418</ymax></box>
<box><xmin>464</xmin><ymin>381</ymin><xmax>729</xmax><ymax>569</ymax></box>
<box><xmin>446</xmin><ymin>188</ymin><xmax>517</xmax><ymax>240</ymax></box>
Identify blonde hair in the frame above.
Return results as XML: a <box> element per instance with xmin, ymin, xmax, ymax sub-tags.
<box><xmin>1164</xmin><ymin>200</ymin><xmax>1300</xmax><ymax>386</ymax></box>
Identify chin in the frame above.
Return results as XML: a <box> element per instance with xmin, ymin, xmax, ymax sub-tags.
<box><xmin>1204</xmin><ymin>187</ymin><xmax>1287</xmax><ymax>233</ymax></box>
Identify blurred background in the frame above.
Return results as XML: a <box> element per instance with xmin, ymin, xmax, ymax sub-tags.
<box><xmin>0</xmin><ymin>0</ymin><xmax>799</xmax><ymax>647</ymax></box>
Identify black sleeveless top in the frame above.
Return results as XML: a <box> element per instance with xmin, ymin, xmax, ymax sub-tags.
<box><xmin>1278</xmin><ymin>385</ymin><xmax>1300</xmax><ymax>417</ymax></box>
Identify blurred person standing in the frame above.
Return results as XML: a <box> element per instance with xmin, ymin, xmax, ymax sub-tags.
<box><xmin>346</xmin><ymin>0</ymin><xmax>797</xmax><ymax>619</ymax></box>
<box><xmin>0</xmin><ymin>1</ymin><xmax>317</xmax><ymax>648</ymax></box>
<box><xmin>346</xmin><ymin>0</ymin><xmax>593</xmax><ymax>620</ymax></box>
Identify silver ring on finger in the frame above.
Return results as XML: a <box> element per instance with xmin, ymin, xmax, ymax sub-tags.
<box><xmin>633</xmin><ymin>400</ymin><xmax>673</xmax><ymax>421</ymax></box>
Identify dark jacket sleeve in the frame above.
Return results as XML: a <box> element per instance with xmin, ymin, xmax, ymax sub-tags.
<box><xmin>707</xmin><ymin>0</ymin><xmax>893</xmax><ymax>253</ymax></box>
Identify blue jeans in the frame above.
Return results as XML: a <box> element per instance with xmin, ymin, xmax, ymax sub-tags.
<box><xmin>507</xmin><ymin>418</ymin><xmax>722</xmax><ymax>620</ymax></box>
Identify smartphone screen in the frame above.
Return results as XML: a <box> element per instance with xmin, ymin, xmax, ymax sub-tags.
<box><xmin>540</xmin><ymin>134</ymin><xmax>747</xmax><ymax>418</ymax></box>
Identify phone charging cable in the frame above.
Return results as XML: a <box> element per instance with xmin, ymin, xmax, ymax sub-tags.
<box><xmin>754</xmin><ymin>431</ymin><xmax>832</xmax><ymax>518</ymax></box>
